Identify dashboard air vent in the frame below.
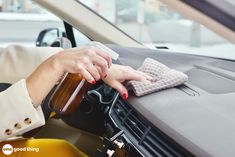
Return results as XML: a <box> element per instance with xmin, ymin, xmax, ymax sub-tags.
<box><xmin>112</xmin><ymin>98</ymin><xmax>193</xmax><ymax>157</ymax></box>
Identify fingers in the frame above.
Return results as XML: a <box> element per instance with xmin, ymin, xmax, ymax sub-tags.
<box><xmin>86</xmin><ymin>47</ymin><xmax>112</xmax><ymax>77</ymax></box>
<box><xmin>91</xmin><ymin>55</ymin><xmax>109</xmax><ymax>77</ymax></box>
<box><xmin>126</xmin><ymin>72</ymin><xmax>147</xmax><ymax>82</ymax></box>
<box><xmin>74</xmin><ymin>47</ymin><xmax>112</xmax><ymax>81</ymax></box>
<box><xmin>86</xmin><ymin>63</ymin><xmax>100</xmax><ymax>82</ymax></box>
<box><xmin>136</xmin><ymin>71</ymin><xmax>152</xmax><ymax>82</ymax></box>
<box><xmin>138</xmin><ymin>71</ymin><xmax>153</xmax><ymax>80</ymax></box>
<box><xmin>108</xmin><ymin>80</ymin><xmax>128</xmax><ymax>100</ymax></box>
<box><xmin>123</xmin><ymin>67</ymin><xmax>151</xmax><ymax>83</ymax></box>
<box><xmin>78</xmin><ymin>66</ymin><xmax>96</xmax><ymax>84</ymax></box>
<box><xmin>55</xmin><ymin>46</ymin><xmax>113</xmax><ymax>84</ymax></box>
<box><xmin>95</xmin><ymin>48</ymin><xmax>112</xmax><ymax>68</ymax></box>
<box><xmin>94</xmin><ymin>65</ymin><xmax>108</xmax><ymax>79</ymax></box>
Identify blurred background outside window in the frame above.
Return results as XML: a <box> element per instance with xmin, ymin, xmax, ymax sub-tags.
<box><xmin>79</xmin><ymin>0</ymin><xmax>235</xmax><ymax>59</ymax></box>
<box><xmin>0</xmin><ymin>0</ymin><xmax>62</xmax><ymax>47</ymax></box>
<box><xmin>0</xmin><ymin>0</ymin><xmax>235</xmax><ymax>60</ymax></box>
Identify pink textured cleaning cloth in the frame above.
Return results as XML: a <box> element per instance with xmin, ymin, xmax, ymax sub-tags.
<box><xmin>127</xmin><ymin>58</ymin><xmax>188</xmax><ymax>96</ymax></box>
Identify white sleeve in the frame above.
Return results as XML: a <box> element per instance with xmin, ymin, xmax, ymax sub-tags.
<box><xmin>0</xmin><ymin>79</ymin><xmax>45</xmax><ymax>142</ymax></box>
<box><xmin>0</xmin><ymin>45</ymin><xmax>63</xmax><ymax>84</ymax></box>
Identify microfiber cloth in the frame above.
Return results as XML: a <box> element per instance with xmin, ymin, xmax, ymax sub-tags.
<box><xmin>127</xmin><ymin>58</ymin><xmax>188</xmax><ymax>96</ymax></box>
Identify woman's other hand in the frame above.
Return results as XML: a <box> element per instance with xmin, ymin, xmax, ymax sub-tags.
<box><xmin>102</xmin><ymin>64</ymin><xmax>151</xmax><ymax>100</ymax></box>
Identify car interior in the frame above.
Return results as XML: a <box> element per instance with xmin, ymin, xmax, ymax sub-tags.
<box><xmin>2</xmin><ymin>40</ymin><xmax>235</xmax><ymax>156</ymax></box>
<box><xmin>1</xmin><ymin>0</ymin><xmax>235</xmax><ymax>157</ymax></box>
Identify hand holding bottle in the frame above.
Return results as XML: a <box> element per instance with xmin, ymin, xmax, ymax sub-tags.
<box><xmin>26</xmin><ymin>46</ymin><xmax>112</xmax><ymax>107</ymax></box>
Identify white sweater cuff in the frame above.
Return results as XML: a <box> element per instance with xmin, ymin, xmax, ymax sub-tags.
<box><xmin>0</xmin><ymin>79</ymin><xmax>45</xmax><ymax>141</ymax></box>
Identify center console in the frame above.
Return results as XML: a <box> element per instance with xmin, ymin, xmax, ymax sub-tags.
<box><xmin>62</xmin><ymin>83</ymin><xmax>193</xmax><ymax>157</ymax></box>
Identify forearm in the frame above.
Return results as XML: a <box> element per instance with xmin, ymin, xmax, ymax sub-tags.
<box><xmin>26</xmin><ymin>54</ymin><xmax>64</xmax><ymax>107</ymax></box>
<box><xmin>25</xmin><ymin>46</ymin><xmax>112</xmax><ymax>107</ymax></box>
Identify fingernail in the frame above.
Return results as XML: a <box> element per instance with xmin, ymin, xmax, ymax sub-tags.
<box><xmin>122</xmin><ymin>93</ymin><xmax>128</xmax><ymax>100</ymax></box>
<box><xmin>92</xmin><ymin>80</ymin><xmax>96</xmax><ymax>84</ymax></box>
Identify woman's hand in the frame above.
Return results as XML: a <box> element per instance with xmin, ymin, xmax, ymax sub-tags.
<box><xmin>52</xmin><ymin>47</ymin><xmax>112</xmax><ymax>83</ymax></box>
<box><xmin>102</xmin><ymin>64</ymin><xmax>151</xmax><ymax>100</ymax></box>
<box><xmin>26</xmin><ymin>47</ymin><xmax>112</xmax><ymax>106</ymax></box>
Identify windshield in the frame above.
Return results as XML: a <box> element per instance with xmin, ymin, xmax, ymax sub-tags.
<box><xmin>77</xmin><ymin>0</ymin><xmax>235</xmax><ymax>60</ymax></box>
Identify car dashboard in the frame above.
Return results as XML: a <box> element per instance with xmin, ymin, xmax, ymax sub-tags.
<box><xmin>108</xmin><ymin>94</ymin><xmax>193</xmax><ymax>157</ymax></box>
<box><xmin>62</xmin><ymin>45</ymin><xmax>235</xmax><ymax>157</ymax></box>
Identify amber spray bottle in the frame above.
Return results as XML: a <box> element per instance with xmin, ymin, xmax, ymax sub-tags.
<box><xmin>49</xmin><ymin>42</ymin><xmax>119</xmax><ymax>115</ymax></box>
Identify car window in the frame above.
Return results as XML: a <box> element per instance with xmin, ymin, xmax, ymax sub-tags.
<box><xmin>77</xmin><ymin>0</ymin><xmax>235</xmax><ymax>60</ymax></box>
<box><xmin>73</xmin><ymin>28</ymin><xmax>91</xmax><ymax>47</ymax></box>
<box><xmin>0</xmin><ymin>0</ymin><xmax>64</xmax><ymax>47</ymax></box>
